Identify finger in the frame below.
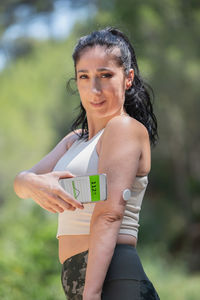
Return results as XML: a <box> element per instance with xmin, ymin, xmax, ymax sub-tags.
<box><xmin>53</xmin><ymin>171</ymin><xmax>75</xmax><ymax>179</ymax></box>
<box><xmin>57</xmin><ymin>188</ymin><xmax>84</xmax><ymax>209</ymax></box>
<box><xmin>45</xmin><ymin>206</ymin><xmax>58</xmax><ymax>213</ymax></box>
<box><xmin>54</xmin><ymin>195</ymin><xmax>77</xmax><ymax>211</ymax></box>
<box><xmin>50</xmin><ymin>201</ymin><xmax>76</xmax><ymax>212</ymax></box>
<box><xmin>48</xmin><ymin>202</ymin><xmax>65</xmax><ymax>213</ymax></box>
<box><xmin>45</xmin><ymin>192</ymin><xmax>77</xmax><ymax>211</ymax></box>
<box><xmin>34</xmin><ymin>198</ymin><xmax>53</xmax><ymax>212</ymax></box>
<box><xmin>67</xmin><ymin>205</ymin><xmax>76</xmax><ymax>211</ymax></box>
<box><xmin>37</xmin><ymin>200</ymin><xmax>58</xmax><ymax>213</ymax></box>
<box><xmin>52</xmin><ymin>195</ymin><xmax>77</xmax><ymax>211</ymax></box>
<box><xmin>34</xmin><ymin>195</ymin><xmax>65</xmax><ymax>213</ymax></box>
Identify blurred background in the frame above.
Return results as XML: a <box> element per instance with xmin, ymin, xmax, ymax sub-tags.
<box><xmin>0</xmin><ymin>0</ymin><xmax>200</xmax><ymax>299</ymax></box>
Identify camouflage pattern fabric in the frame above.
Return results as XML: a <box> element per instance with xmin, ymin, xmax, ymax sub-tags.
<box><xmin>61</xmin><ymin>250</ymin><xmax>88</xmax><ymax>300</ymax></box>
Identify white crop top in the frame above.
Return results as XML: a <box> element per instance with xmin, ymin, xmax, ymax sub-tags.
<box><xmin>54</xmin><ymin>128</ymin><xmax>148</xmax><ymax>239</ymax></box>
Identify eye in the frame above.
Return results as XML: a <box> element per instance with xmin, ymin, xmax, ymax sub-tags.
<box><xmin>79</xmin><ymin>74</ymin><xmax>88</xmax><ymax>79</ymax></box>
<box><xmin>101</xmin><ymin>73</ymin><xmax>112</xmax><ymax>78</ymax></box>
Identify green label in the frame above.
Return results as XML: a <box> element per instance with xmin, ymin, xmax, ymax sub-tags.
<box><xmin>72</xmin><ymin>180</ymin><xmax>78</xmax><ymax>199</ymax></box>
<box><xmin>89</xmin><ymin>175</ymin><xmax>100</xmax><ymax>202</ymax></box>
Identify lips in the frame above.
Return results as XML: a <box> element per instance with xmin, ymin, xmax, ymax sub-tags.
<box><xmin>90</xmin><ymin>100</ymin><xmax>105</xmax><ymax>107</ymax></box>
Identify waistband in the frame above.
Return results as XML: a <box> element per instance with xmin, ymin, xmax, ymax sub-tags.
<box><xmin>63</xmin><ymin>244</ymin><xmax>135</xmax><ymax>264</ymax></box>
<box><xmin>63</xmin><ymin>244</ymin><xmax>149</xmax><ymax>282</ymax></box>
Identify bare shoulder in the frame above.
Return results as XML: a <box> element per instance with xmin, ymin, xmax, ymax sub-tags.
<box><xmin>102</xmin><ymin>115</ymin><xmax>149</xmax><ymax>143</ymax></box>
<box><xmin>94</xmin><ymin>116</ymin><xmax>149</xmax><ymax>219</ymax></box>
<box><xmin>51</xmin><ymin>128</ymin><xmax>82</xmax><ymax>155</ymax></box>
<box><xmin>28</xmin><ymin>128</ymin><xmax>82</xmax><ymax>174</ymax></box>
<box><xmin>64</xmin><ymin>128</ymin><xmax>82</xmax><ymax>150</ymax></box>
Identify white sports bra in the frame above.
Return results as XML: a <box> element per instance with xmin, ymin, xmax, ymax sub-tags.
<box><xmin>53</xmin><ymin>128</ymin><xmax>148</xmax><ymax>239</ymax></box>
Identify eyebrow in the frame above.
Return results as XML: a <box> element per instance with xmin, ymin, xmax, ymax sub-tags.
<box><xmin>77</xmin><ymin>67</ymin><xmax>113</xmax><ymax>73</ymax></box>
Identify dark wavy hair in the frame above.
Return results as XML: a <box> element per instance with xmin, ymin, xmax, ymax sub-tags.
<box><xmin>69</xmin><ymin>27</ymin><xmax>158</xmax><ymax>146</ymax></box>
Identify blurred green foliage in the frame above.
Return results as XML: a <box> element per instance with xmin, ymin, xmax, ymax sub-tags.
<box><xmin>0</xmin><ymin>35</ymin><xmax>81</xmax><ymax>299</ymax></box>
<box><xmin>0</xmin><ymin>0</ymin><xmax>200</xmax><ymax>299</ymax></box>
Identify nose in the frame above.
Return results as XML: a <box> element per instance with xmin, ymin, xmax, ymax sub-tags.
<box><xmin>91</xmin><ymin>77</ymin><xmax>101</xmax><ymax>95</ymax></box>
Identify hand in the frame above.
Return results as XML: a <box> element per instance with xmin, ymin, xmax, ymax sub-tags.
<box><xmin>22</xmin><ymin>170</ymin><xmax>84</xmax><ymax>213</ymax></box>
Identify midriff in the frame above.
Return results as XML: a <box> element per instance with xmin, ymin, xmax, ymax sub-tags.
<box><xmin>58</xmin><ymin>234</ymin><xmax>137</xmax><ymax>264</ymax></box>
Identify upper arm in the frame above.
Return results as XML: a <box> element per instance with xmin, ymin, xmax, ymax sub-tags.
<box><xmin>28</xmin><ymin>129</ymin><xmax>82</xmax><ymax>174</ymax></box>
<box><xmin>92</xmin><ymin>117</ymin><xmax>148</xmax><ymax>220</ymax></box>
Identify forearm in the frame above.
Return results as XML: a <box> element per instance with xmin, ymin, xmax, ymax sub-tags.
<box><xmin>84</xmin><ymin>215</ymin><xmax>122</xmax><ymax>295</ymax></box>
<box><xmin>14</xmin><ymin>171</ymin><xmax>37</xmax><ymax>199</ymax></box>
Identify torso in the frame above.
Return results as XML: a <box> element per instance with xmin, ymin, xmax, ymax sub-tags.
<box><xmin>59</xmin><ymin>234</ymin><xmax>137</xmax><ymax>264</ymax></box>
<box><xmin>59</xmin><ymin>123</ymin><xmax>150</xmax><ymax>264</ymax></box>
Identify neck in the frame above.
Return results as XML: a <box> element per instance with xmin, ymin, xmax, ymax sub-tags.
<box><xmin>86</xmin><ymin>109</ymin><xmax>128</xmax><ymax>140</ymax></box>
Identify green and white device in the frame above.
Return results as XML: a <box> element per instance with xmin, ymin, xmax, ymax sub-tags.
<box><xmin>59</xmin><ymin>174</ymin><xmax>107</xmax><ymax>203</ymax></box>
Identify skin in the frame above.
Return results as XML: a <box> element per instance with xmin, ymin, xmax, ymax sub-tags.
<box><xmin>76</xmin><ymin>45</ymin><xmax>134</xmax><ymax>138</ymax></box>
<box><xmin>74</xmin><ymin>46</ymin><xmax>150</xmax><ymax>299</ymax></box>
<box><xmin>14</xmin><ymin>45</ymin><xmax>151</xmax><ymax>300</ymax></box>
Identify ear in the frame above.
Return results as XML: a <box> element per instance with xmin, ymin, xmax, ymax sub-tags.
<box><xmin>125</xmin><ymin>69</ymin><xmax>134</xmax><ymax>90</ymax></box>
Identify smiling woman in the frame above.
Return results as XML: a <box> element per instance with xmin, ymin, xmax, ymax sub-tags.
<box><xmin>75</xmin><ymin>45</ymin><xmax>133</xmax><ymax>128</ymax></box>
<box><xmin>14</xmin><ymin>27</ymin><xmax>159</xmax><ymax>300</ymax></box>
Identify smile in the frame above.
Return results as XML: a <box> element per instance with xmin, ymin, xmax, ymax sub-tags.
<box><xmin>90</xmin><ymin>101</ymin><xmax>105</xmax><ymax>107</ymax></box>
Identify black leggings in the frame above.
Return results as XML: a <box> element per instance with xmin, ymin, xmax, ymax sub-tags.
<box><xmin>61</xmin><ymin>244</ymin><xmax>160</xmax><ymax>300</ymax></box>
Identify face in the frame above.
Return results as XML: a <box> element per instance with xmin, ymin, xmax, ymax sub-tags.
<box><xmin>75</xmin><ymin>45</ymin><xmax>133</xmax><ymax>120</ymax></box>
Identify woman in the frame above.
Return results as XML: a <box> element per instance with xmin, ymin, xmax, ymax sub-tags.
<box><xmin>14</xmin><ymin>27</ymin><xmax>159</xmax><ymax>300</ymax></box>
